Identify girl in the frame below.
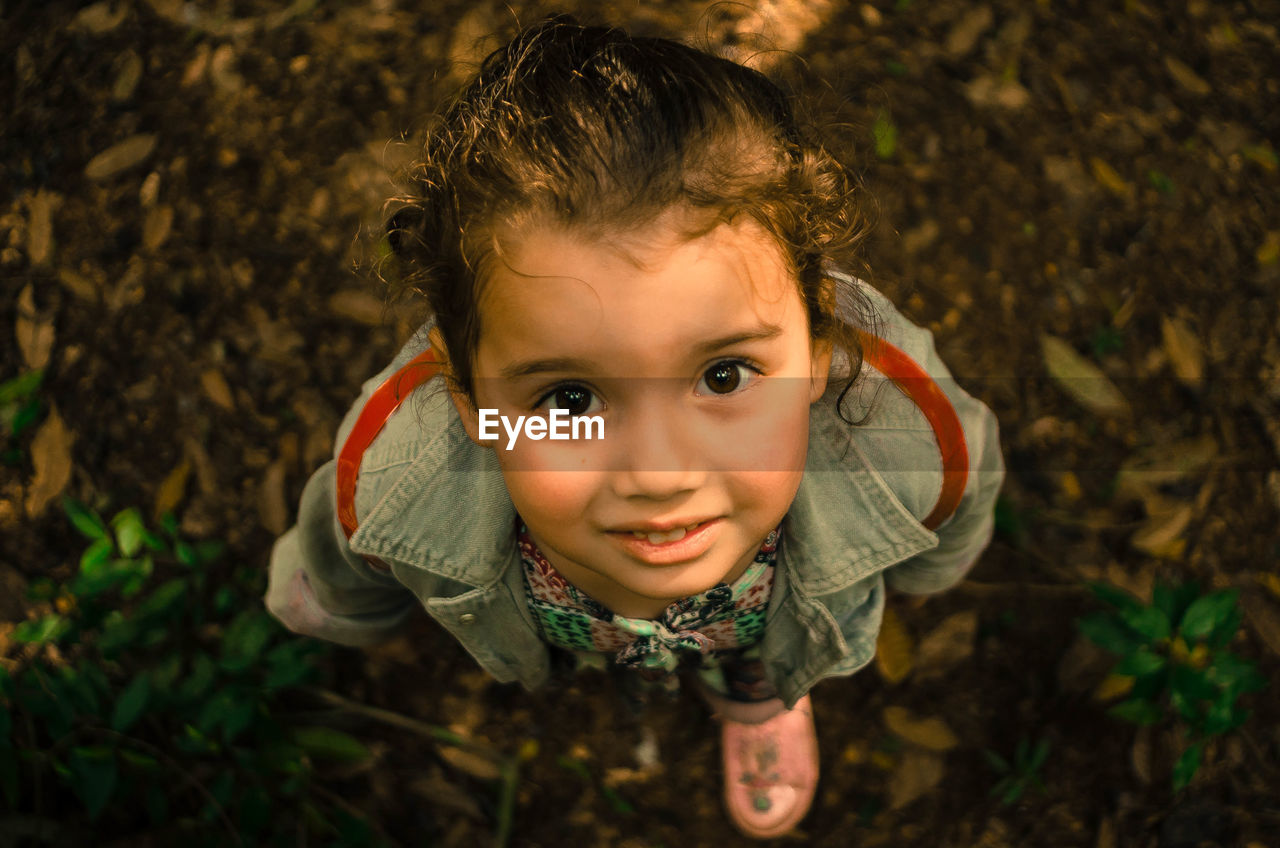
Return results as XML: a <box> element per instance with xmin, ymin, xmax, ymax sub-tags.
<box><xmin>266</xmin><ymin>17</ymin><xmax>1003</xmax><ymax>839</ymax></box>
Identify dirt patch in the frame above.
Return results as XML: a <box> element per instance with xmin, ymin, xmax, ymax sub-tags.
<box><xmin>3</xmin><ymin>1</ymin><xmax>1278</xmax><ymax>845</ymax></box>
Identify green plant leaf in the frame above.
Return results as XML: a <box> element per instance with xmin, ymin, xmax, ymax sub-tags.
<box><xmin>1115</xmin><ymin>649</ymin><xmax>1166</xmax><ymax>677</ymax></box>
<box><xmin>221</xmin><ymin>697</ymin><xmax>257</xmax><ymax>742</ymax></box>
<box><xmin>13</xmin><ymin>614</ymin><xmax>70</xmax><ymax>645</ymax></box>
<box><xmin>0</xmin><ymin>369</ymin><xmax>43</xmax><ymax>404</ymax></box>
<box><xmin>178</xmin><ymin>654</ymin><xmax>217</xmax><ymax>703</ymax></box>
<box><xmin>220</xmin><ymin>610</ymin><xmax>275</xmax><ymax>673</ymax></box>
<box><xmin>1170</xmin><ymin>664</ymin><xmax>1217</xmax><ymax>703</ymax></box>
<box><xmin>194</xmin><ymin>540</ymin><xmax>226</xmax><ymax>565</ymax></box>
<box><xmin>1120</xmin><ymin>606</ymin><xmax>1171</xmax><ymax>642</ymax></box>
<box><xmin>290</xmin><ymin>727</ymin><xmax>372</xmax><ymax>763</ymax></box>
<box><xmin>1077</xmin><ymin>611</ymin><xmax>1142</xmax><ymax>654</ymax></box>
<box><xmin>999</xmin><ymin>779</ymin><xmax>1024</xmax><ymax>805</ymax></box>
<box><xmin>69</xmin><ymin>746</ymin><xmax>118</xmax><ymax>821</ymax></box>
<box><xmin>60</xmin><ymin>664</ymin><xmax>103</xmax><ymax>716</ymax></box>
<box><xmin>111</xmin><ymin>674</ymin><xmax>151</xmax><ymax>732</ymax></box>
<box><xmin>601</xmin><ymin>785</ymin><xmax>635</xmax><ymax>815</ymax></box>
<box><xmin>98</xmin><ymin>613</ymin><xmax>140</xmax><ymax>657</ymax></box>
<box><xmin>63</xmin><ymin>497</ymin><xmax>108</xmax><ymax>541</ymax></box>
<box><xmin>1107</xmin><ymin>698</ymin><xmax>1163</xmax><ymax>726</ymax></box>
<box><xmin>264</xmin><ymin>641</ymin><xmax>319</xmax><ymax>690</ymax></box>
<box><xmin>145</xmin><ymin>780</ymin><xmax>169</xmax><ymax>824</ymax></box>
<box><xmin>981</xmin><ymin>748</ymin><xmax>1010</xmax><ymax>773</ymax></box>
<box><xmin>1206</xmin><ymin>606</ymin><xmax>1241</xmax><ymax>650</ymax></box>
<box><xmin>1204</xmin><ymin>652</ymin><xmax>1254</xmax><ymax>692</ymax></box>
<box><xmin>134</xmin><ymin>578</ymin><xmax>187</xmax><ymax>620</ymax></box>
<box><xmin>1172</xmin><ymin>741</ymin><xmax>1203</xmax><ymax>791</ymax></box>
<box><xmin>1179</xmin><ymin>590</ymin><xmax>1239</xmax><ymax>641</ymax></box>
<box><xmin>873</xmin><ymin>111</ymin><xmax>897</xmax><ymax>159</ymax></box>
<box><xmin>118</xmin><ymin>749</ymin><xmax>159</xmax><ymax>770</ymax></box>
<box><xmin>174</xmin><ymin>540</ymin><xmax>198</xmax><ymax>567</ymax></box>
<box><xmin>80</xmin><ymin>536</ymin><xmax>115</xmax><ymax>572</ymax></box>
<box><xmin>1089</xmin><ymin>582</ymin><xmax>1144</xmax><ymax>614</ymax></box>
<box><xmin>111</xmin><ymin>508</ymin><xmax>148</xmax><ymax>557</ymax></box>
<box><xmin>1028</xmin><ymin>739</ymin><xmax>1051</xmax><ymax>772</ymax></box>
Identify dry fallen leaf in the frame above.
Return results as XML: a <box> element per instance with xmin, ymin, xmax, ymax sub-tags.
<box><xmin>1093</xmin><ymin>673</ymin><xmax>1134</xmax><ymax>702</ymax></box>
<box><xmin>328</xmin><ymin>289</ymin><xmax>385</xmax><ymax>326</ymax></box>
<box><xmin>112</xmin><ymin>50</ymin><xmax>144</xmax><ymax>102</ymax></box>
<box><xmin>964</xmin><ymin>75</ymin><xmax>1031</xmax><ymax>110</ymax></box>
<box><xmin>200</xmin><ymin>368</ymin><xmax>235</xmax><ymax>411</ymax></box>
<box><xmin>887</xmin><ymin>749</ymin><xmax>945</xmax><ymax>810</ymax></box>
<box><xmin>1057</xmin><ymin>634</ymin><xmax>1111</xmax><ymax>694</ymax></box>
<box><xmin>85</xmin><ymin>133</ymin><xmax>157</xmax><ymax>181</ymax></box>
<box><xmin>1239</xmin><ymin>591</ymin><xmax>1280</xmax><ymax>659</ymax></box>
<box><xmin>1161</xmin><ymin>316</ymin><xmax>1205</xmax><ymax>388</ymax></box>
<box><xmin>142</xmin><ymin>204</ymin><xmax>174</xmax><ymax>252</ymax></box>
<box><xmin>1130</xmin><ymin>726</ymin><xmax>1152</xmax><ymax>786</ymax></box>
<box><xmin>257</xmin><ymin>459</ymin><xmax>288</xmax><ymax>535</ymax></box>
<box><xmin>876</xmin><ymin>606</ymin><xmax>914</xmax><ymax>684</ymax></box>
<box><xmin>913</xmin><ymin>610</ymin><xmax>977</xmax><ymax>679</ymax></box>
<box><xmin>153</xmin><ymin>457</ymin><xmax>191</xmax><ymax>520</ymax></box>
<box><xmin>1114</xmin><ymin>435</ymin><xmax>1217</xmax><ymax>499</ymax></box>
<box><xmin>25</xmin><ymin>190</ymin><xmax>59</xmax><ymax>267</ymax></box>
<box><xmin>25</xmin><ymin>405</ymin><xmax>74</xmax><ymax>518</ymax></box>
<box><xmin>409</xmin><ymin>771</ymin><xmax>486</xmax><ymax>821</ymax></box>
<box><xmin>1089</xmin><ymin>157</ymin><xmax>1134</xmax><ymax>200</ymax></box>
<box><xmin>1257</xmin><ymin>572</ymin><xmax>1280</xmax><ymax>603</ymax></box>
<box><xmin>1096</xmin><ymin>816</ymin><xmax>1118</xmax><ymax>848</ymax></box>
<box><xmin>945</xmin><ymin>4</ymin><xmax>993</xmax><ymax>58</ymax></box>
<box><xmin>1040</xmin><ymin>334</ymin><xmax>1130</xmax><ymax>416</ymax></box>
<box><xmin>1164</xmin><ymin>56</ymin><xmax>1211</xmax><ymax>96</ymax></box>
<box><xmin>882</xmin><ymin>706</ymin><xmax>959</xmax><ymax>752</ymax></box>
<box><xmin>16</xmin><ymin>284</ymin><xmax>55</xmax><ymax>370</ymax></box>
<box><xmin>1130</xmin><ymin>503</ymin><xmax>1192</xmax><ymax>558</ymax></box>
<box><xmin>437</xmin><ymin>746</ymin><xmax>503</xmax><ymax>782</ymax></box>
<box><xmin>72</xmin><ymin>1</ymin><xmax>127</xmax><ymax>33</ymax></box>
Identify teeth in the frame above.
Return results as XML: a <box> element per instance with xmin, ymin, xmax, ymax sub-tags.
<box><xmin>630</xmin><ymin>523</ymin><xmax>701</xmax><ymax>544</ymax></box>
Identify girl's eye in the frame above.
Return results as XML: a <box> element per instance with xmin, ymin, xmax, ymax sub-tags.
<box><xmin>539</xmin><ymin>385</ymin><xmax>601</xmax><ymax>416</ymax></box>
<box><xmin>698</xmin><ymin>361</ymin><xmax>756</xmax><ymax>395</ymax></box>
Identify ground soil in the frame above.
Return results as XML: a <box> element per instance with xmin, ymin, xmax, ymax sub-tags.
<box><xmin>3</xmin><ymin>1</ymin><xmax>1279</xmax><ymax>846</ymax></box>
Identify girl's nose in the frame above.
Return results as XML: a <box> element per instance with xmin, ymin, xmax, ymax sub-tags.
<box><xmin>609</xmin><ymin>404</ymin><xmax>707</xmax><ymax>501</ymax></box>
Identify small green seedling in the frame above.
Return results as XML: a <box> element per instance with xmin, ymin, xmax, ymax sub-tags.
<box><xmin>0</xmin><ymin>369</ymin><xmax>44</xmax><ymax>464</ymax></box>
<box><xmin>2</xmin><ymin>498</ymin><xmax>388</xmax><ymax>846</ymax></box>
<box><xmin>983</xmin><ymin>736</ymin><xmax>1050</xmax><ymax>805</ymax></box>
<box><xmin>1078</xmin><ymin>580</ymin><xmax>1267</xmax><ymax>791</ymax></box>
<box><xmin>872</xmin><ymin>111</ymin><xmax>898</xmax><ymax>160</ymax></box>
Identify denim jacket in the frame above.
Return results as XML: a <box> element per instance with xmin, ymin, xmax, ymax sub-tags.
<box><xmin>265</xmin><ymin>279</ymin><xmax>1004</xmax><ymax>707</ymax></box>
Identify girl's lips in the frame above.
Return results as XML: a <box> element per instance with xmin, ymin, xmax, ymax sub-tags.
<box><xmin>609</xmin><ymin>518</ymin><xmax>721</xmax><ymax>565</ymax></box>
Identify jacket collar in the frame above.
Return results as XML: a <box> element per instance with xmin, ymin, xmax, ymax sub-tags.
<box><xmin>350</xmin><ymin>386</ymin><xmax>936</xmax><ymax>593</ymax></box>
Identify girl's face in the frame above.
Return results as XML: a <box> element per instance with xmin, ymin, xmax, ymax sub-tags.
<box><xmin>442</xmin><ymin>216</ymin><xmax>832</xmax><ymax>618</ymax></box>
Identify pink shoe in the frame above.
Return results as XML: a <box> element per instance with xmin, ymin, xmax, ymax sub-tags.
<box><xmin>719</xmin><ymin>695</ymin><xmax>819</xmax><ymax>839</ymax></box>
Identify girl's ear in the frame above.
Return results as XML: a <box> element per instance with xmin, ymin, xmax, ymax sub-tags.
<box><xmin>808</xmin><ymin>337</ymin><xmax>834</xmax><ymax>403</ymax></box>
<box><xmin>428</xmin><ymin>327</ymin><xmax>489</xmax><ymax>448</ymax></box>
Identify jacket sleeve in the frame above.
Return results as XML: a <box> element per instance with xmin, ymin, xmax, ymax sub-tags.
<box><xmin>882</xmin><ymin>390</ymin><xmax>1003</xmax><ymax>594</ymax></box>
<box><xmin>852</xmin><ymin>279</ymin><xmax>1005</xmax><ymax>595</ymax></box>
<box><xmin>264</xmin><ymin>459</ymin><xmax>417</xmax><ymax>646</ymax></box>
<box><xmin>263</xmin><ymin>328</ymin><xmax>436</xmax><ymax>646</ymax></box>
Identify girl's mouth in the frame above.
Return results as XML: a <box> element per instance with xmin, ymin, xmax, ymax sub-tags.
<box><xmin>610</xmin><ymin>518</ymin><xmax>721</xmax><ymax>565</ymax></box>
<box><xmin>627</xmin><ymin>520</ymin><xmax>705</xmax><ymax>545</ymax></box>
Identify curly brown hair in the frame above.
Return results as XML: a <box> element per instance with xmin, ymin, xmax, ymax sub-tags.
<box><xmin>387</xmin><ymin>15</ymin><xmax>877</xmax><ymax>412</ymax></box>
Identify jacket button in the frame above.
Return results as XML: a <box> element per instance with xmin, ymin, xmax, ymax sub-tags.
<box><xmin>458</xmin><ymin>613</ymin><xmax>476</xmax><ymax>624</ymax></box>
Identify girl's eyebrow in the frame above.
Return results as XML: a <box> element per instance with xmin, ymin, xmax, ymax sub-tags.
<box><xmin>498</xmin><ymin>326</ymin><xmax>784</xmax><ymax>380</ymax></box>
<box><xmin>693</xmin><ymin>325</ymin><xmax>784</xmax><ymax>356</ymax></box>
<box><xmin>499</xmin><ymin>356</ymin><xmax>597</xmax><ymax>379</ymax></box>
